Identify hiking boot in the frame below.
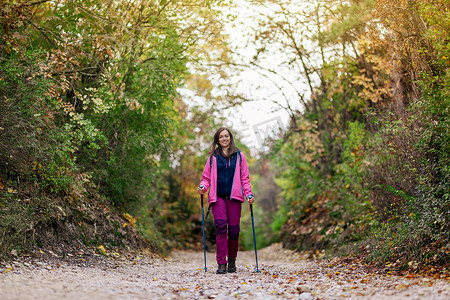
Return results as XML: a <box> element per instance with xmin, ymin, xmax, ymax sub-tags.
<box><xmin>216</xmin><ymin>264</ymin><xmax>227</xmax><ymax>274</ymax></box>
<box><xmin>227</xmin><ymin>259</ymin><xmax>236</xmax><ymax>273</ymax></box>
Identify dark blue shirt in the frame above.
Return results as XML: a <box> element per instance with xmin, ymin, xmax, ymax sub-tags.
<box><xmin>216</xmin><ymin>151</ymin><xmax>237</xmax><ymax>198</ymax></box>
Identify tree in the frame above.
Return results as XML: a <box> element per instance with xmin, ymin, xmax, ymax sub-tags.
<box><xmin>0</xmin><ymin>0</ymin><xmax>234</xmax><ymax>252</ymax></box>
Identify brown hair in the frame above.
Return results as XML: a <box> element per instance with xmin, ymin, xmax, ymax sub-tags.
<box><xmin>209</xmin><ymin>127</ymin><xmax>237</xmax><ymax>157</ymax></box>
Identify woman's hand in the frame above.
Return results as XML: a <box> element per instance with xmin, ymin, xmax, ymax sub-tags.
<box><xmin>247</xmin><ymin>195</ymin><xmax>255</xmax><ymax>204</ymax></box>
<box><xmin>197</xmin><ymin>185</ymin><xmax>205</xmax><ymax>194</ymax></box>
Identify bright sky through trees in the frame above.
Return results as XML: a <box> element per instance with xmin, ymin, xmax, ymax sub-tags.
<box><xmin>213</xmin><ymin>1</ymin><xmax>305</xmax><ymax>151</ymax></box>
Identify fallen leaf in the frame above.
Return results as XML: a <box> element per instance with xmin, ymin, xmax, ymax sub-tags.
<box><xmin>97</xmin><ymin>245</ymin><xmax>108</xmax><ymax>256</ymax></box>
<box><xmin>122</xmin><ymin>213</ymin><xmax>136</xmax><ymax>227</ymax></box>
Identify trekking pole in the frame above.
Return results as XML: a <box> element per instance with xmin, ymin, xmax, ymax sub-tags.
<box><xmin>249</xmin><ymin>200</ymin><xmax>260</xmax><ymax>273</ymax></box>
<box><xmin>200</xmin><ymin>188</ymin><xmax>207</xmax><ymax>272</ymax></box>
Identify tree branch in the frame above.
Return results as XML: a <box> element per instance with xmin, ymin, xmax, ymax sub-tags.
<box><xmin>28</xmin><ymin>0</ymin><xmax>52</xmax><ymax>7</ymax></box>
<box><xmin>26</xmin><ymin>19</ymin><xmax>57</xmax><ymax>47</ymax></box>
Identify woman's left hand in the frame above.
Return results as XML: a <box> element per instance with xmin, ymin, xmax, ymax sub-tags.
<box><xmin>197</xmin><ymin>185</ymin><xmax>205</xmax><ymax>194</ymax></box>
<box><xmin>248</xmin><ymin>195</ymin><xmax>255</xmax><ymax>204</ymax></box>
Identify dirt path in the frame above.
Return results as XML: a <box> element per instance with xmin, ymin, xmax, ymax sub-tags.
<box><xmin>1</xmin><ymin>244</ymin><xmax>449</xmax><ymax>299</ymax></box>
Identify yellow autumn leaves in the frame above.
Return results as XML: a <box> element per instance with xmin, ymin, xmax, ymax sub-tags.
<box><xmin>122</xmin><ymin>212</ymin><xmax>137</xmax><ymax>228</ymax></box>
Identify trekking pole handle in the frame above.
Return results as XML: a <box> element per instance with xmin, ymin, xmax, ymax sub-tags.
<box><xmin>248</xmin><ymin>195</ymin><xmax>254</xmax><ymax>214</ymax></box>
<box><xmin>199</xmin><ymin>185</ymin><xmax>204</xmax><ymax>207</ymax></box>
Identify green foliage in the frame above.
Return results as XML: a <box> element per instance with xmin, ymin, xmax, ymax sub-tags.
<box><xmin>358</xmin><ymin>0</ymin><xmax>450</xmax><ymax>265</ymax></box>
<box><xmin>271</xmin><ymin>205</ymin><xmax>287</xmax><ymax>233</ymax></box>
<box><xmin>1</xmin><ymin>0</ymin><xmax>448</xmax><ymax>268</ymax></box>
<box><xmin>258</xmin><ymin>0</ymin><xmax>449</xmax><ymax>268</ymax></box>
<box><xmin>365</xmin><ymin>68</ymin><xmax>450</xmax><ymax>265</ymax></box>
<box><xmin>0</xmin><ymin>49</ymin><xmax>94</xmax><ymax>192</ymax></box>
<box><xmin>0</xmin><ymin>0</ymin><xmax>232</xmax><ymax>256</ymax></box>
<box><xmin>241</xmin><ymin>204</ymin><xmax>278</xmax><ymax>250</ymax></box>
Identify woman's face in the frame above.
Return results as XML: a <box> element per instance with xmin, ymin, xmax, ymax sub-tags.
<box><xmin>218</xmin><ymin>130</ymin><xmax>231</xmax><ymax>148</ymax></box>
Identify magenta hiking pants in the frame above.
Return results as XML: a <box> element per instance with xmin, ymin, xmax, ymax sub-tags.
<box><xmin>212</xmin><ymin>196</ymin><xmax>242</xmax><ymax>265</ymax></box>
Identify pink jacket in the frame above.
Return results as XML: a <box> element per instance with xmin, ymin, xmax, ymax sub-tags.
<box><xmin>200</xmin><ymin>151</ymin><xmax>253</xmax><ymax>204</ymax></box>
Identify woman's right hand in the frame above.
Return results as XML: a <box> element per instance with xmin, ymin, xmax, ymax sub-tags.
<box><xmin>197</xmin><ymin>185</ymin><xmax>205</xmax><ymax>194</ymax></box>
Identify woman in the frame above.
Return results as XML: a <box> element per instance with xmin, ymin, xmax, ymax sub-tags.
<box><xmin>197</xmin><ymin>127</ymin><xmax>255</xmax><ymax>274</ymax></box>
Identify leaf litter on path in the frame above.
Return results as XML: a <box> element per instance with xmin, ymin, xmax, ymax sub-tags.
<box><xmin>0</xmin><ymin>243</ymin><xmax>449</xmax><ymax>299</ymax></box>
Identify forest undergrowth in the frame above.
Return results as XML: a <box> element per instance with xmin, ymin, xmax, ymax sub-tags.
<box><xmin>236</xmin><ymin>0</ymin><xmax>450</xmax><ymax>277</ymax></box>
<box><xmin>0</xmin><ymin>0</ymin><xmax>449</xmax><ymax>279</ymax></box>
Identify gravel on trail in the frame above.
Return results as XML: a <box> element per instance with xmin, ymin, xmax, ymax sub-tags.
<box><xmin>1</xmin><ymin>243</ymin><xmax>449</xmax><ymax>299</ymax></box>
